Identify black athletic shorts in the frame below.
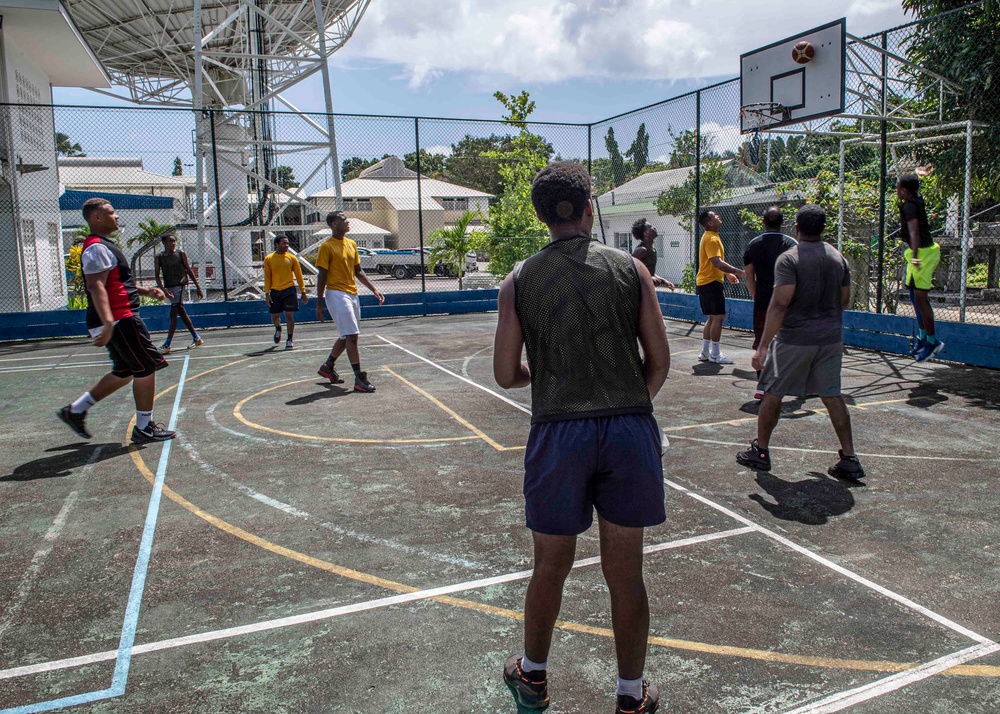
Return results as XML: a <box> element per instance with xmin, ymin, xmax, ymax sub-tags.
<box><xmin>697</xmin><ymin>280</ymin><xmax>726</xmax><ymax>316</ymax></box>
<box><xmin>269</xmin><ymin>286</ymin><xmax>299</xmax><ymax>314</ymax></box>
<box><xmin>107</xmin><ymin>316</ymin><xmax>168</xmax><ymax>379</ymax></box>
<box><xmin>752</xmin><ymin>306</ymin><xmax>768</xmax><ymax>349</ymax></box>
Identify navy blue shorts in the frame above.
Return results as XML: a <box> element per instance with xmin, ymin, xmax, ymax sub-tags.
<box><xmin>523</xmin><ymin>413</ymin><xmax>666</xmax><ymax>536</ymax></box>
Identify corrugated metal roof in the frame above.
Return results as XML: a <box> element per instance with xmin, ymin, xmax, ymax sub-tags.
<box><xmin>596</xmin><ymin>166</ymin><xmax>694</xmax><ymax>203</ymax></box>
<box><xmin>58</xmin><ymin>157</ymin><xmax>195</xmax><ymax>188</ymax></box>
<box><xmin>59</xmin><ymin>189</ymin><xmax>174</xmax><ymax>211</ymax></box>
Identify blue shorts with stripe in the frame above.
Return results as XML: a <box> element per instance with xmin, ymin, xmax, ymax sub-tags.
<box><xmin>523</xmin><ymin>413</ymin><xmax>666</xmax><ymax>536</ymax></box>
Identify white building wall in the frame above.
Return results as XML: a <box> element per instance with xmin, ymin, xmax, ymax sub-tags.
<box><xmin>0</xmin><ymin>32</ymin><xmax>64</xmax><ymax>311</ymax></box>
<box><xmin>598</xmin><ymin>211</ymin><xmax>691</xmax><ymax>285</ymax></box>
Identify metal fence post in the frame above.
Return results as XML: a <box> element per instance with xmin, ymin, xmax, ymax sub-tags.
<box><xmin>415</xmin><ymin>118</ymin><xmax>427</xmax><ymax>305</ymax></box>
<box><xmin>207</xmin><ymin>111</ymin><xmax>229</xmax><ymax>304</ymax></box>
<box><xmin>694</xmin><ymin>89</ymin><xmax>702</xmax><ymax>275</ymax></box>
<box><xmin>875</xmin><ymin>31</ymin><xmax>888</xmax><ymax>314</ymax></box>
<box><xmin>960</xmin><ymin>119</ymin><xmax>973</xmax><ymax>323</ymax></box>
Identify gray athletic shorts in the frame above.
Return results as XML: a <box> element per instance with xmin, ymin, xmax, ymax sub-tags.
<box><xmin>759</xmin><ymin>340</ymin><xmax>843</xmax><ymax>398</ymax></box>
<box><xmin>164</xmin><ymin>285</ymin><xmax>186</xmax><ymax>306</ymax></box>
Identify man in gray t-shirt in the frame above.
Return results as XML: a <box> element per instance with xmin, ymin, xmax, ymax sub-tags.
<box><xmin>736</xmin><ymin>205</ymin><xmax>865</xmax><ymax>481</ymax></box>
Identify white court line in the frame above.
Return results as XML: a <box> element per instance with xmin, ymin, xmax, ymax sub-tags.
<box><xmin>380</xmin><ymin>336</ymin><xmax>999</xmax><ymax>711</ymax></box>
<box><xmin>783</xmin><ymin>642</ymin><xmax>1000</xmax><ymax>714</ymax></box>
<box><xmin>665</xmin><ymin>481</ymin><xmax>994</xmax><ymax>645</ymax></box>
<box><xmin>0</xmin><ymin>527</ymin><xmax>751</xmax><ymax>682</ymax></box>
<box><xmin>376</xmin><ymin>336</ymin><xmax>531</xmax><ymax>413</ymax></box>
<box><xmin>0</xmin><ymin>489</ymin><xmax>80</xmax><ymax>643</ymax></box>
<box><xmin>669</xmin><ymin>435</ymin><xmax>1000</xmax><ymax>463</ymax></box>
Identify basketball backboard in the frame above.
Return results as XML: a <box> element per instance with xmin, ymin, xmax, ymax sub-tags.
<box><xmin>740</xmin><ymin>19</ymin><xmax>846</xmax><ymax>133</ymax></box>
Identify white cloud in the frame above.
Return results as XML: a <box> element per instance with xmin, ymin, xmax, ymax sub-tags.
<box><xmin>423</xmin><ymin>145</ymin><xmax>454</xmax><ymax>157</ymax></box>
<box><xmin>338</xmin><ymin>0</ymin><xmax>908</xmax><ymax>87</ymax></box>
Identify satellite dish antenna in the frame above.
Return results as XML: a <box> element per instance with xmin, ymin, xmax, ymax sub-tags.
<box><xmin>65</xmin><ymin>0</ymin><xmax>370</xmax><ymax>292</ymax></box>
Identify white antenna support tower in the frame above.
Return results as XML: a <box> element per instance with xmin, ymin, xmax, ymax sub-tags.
<box><xmin>65</xmin><ymin>0</ymin><xmax>368</xmax><ymax>293</ymax></box>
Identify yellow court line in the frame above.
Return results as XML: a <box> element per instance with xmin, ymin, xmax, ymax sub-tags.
<box><xmin>126</xmin><ymin>364</ymin><xmax>999</xmax><ymax>679</ymax></box>
<box><xmin>232</xmin><ymin>377</ymin><xmax>480</xmax><ymax>445</ymax></box>
<box><xmin>382</xmin><ymin>367</ymin><xmax>507</xmax><ymax>451</ymax></box>
<box><xmin>663</xmin><ymin>397</ymin><xmax>916</xmax><ymax>433</ymax></box>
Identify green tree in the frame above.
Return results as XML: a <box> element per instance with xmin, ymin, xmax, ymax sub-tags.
<box><xmin>427</xmin><ymin>210</ymin><xmax>477</xmax><ymax>290</ymax></box>
<box><xmin>605</xmin><ymin>127</ymin><xmax>629</xmax><ymax>187</ymax></box>
<box><xmin>445</xmin><ymin>134</ymin><xmax>511</xmax><ymax>195</ymax></box>
<box><xmin>127</xmin><ymin>219</ymin><xmax>175</xmax><ymax>248</ymax></box>
<box><xmin>625</xmin><ymin>123</ymin><xmax>650</xmax><ymax>175</ymax></box>
<box><xmin>172</xmin><ymin>157</ymin><xmax>183</xmax><ymax>176</ymax></box>
<box><xmin>901</xmin><ymin>0</ymin><xmax>1000</xmax><ymax>201</ymax></box>
<box><xmin>403</xmin><ymin>149</ymin><xmax>447</xmax><ymax>177</ymax></box>
<box><xmin>666</xmin><ymin>126</ymin><xmax>698</xmax><ymax>168</ymax></box>
<box><xmin>56</xmin><ymin>132</ymin><xmax>84</xmax><ymax>157</ymax></box>
<box><xmin>341</xmin><ymin>155</ymin><xmax>389</xmax><ymax>181</ymax></box>
<box><xmin>654</xmin><ymin>157</ymin><xmax>727</xmax><ymax>233</ymax></box>
<box><xmin>479</xmin><ymin>90</ymin><xmax>551</xmax><ymax>279</ymax></box>
<box><xmin>270</xmin><ymin>165</ymin><xmax>299</xmax><ymax>190</ymax></box>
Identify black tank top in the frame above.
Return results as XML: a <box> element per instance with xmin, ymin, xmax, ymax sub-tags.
<box><xmin>158</xmin><ymin>251</ymin><xmax>188</xmax><ymax>287</ymax></box>
<box><xmin>639</xmin><ymin>244</ymin><xmax>657</xmax><ymax>277</ymax></box>
<box><xmin>513</xmin><ymin>235</ymin><xmax>652</xmax><ymax>424</ymax></box>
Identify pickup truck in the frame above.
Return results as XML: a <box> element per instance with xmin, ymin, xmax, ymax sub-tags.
<box><xmin>358</xmin><ymin>248</ymin><xmax>477</xmax><ymax>280</ymax></box>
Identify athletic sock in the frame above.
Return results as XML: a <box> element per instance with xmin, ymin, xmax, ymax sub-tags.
<box><xmin>926</xmin><ymin>334</ymin><xmax>937</xmax><ymax>345</ymax></box>
<box><xmin>70</xmin><ymin>392</ymin><xmax>97</xmax><ymax>414</ymax></box>
<box><xmin>191</xmin><ymin>331</ymin><xmax>200</xmax><ymax>341</ymax></box>
<box><xmin>701</xmin><ymin>338</ymin><xmax>711</xmax><ymax>355</ymax></box>
<box><xmin>325</xmin><ymin>355</ymin><xmax>336</xmax><ymax>367</ymax></box>
<box><xmin>136</xmin><ymin>410</ymin><xmax>152</xmax><ymax>431</ymax></box>
<box><xmin>710</xmin><ymin>341</ymin><xmax>721</xmax><ymax>358</ymax></box>
<box><xmin>163</xmin><ymin>338</ymin><xmax>172</xmax><ymax>346</ymax></box>
<box><xmin>918</xmin><ymin>329</ymin><xmax>927</xmax><ymax>342</ymax></box>
<box><xmin>351</xmin><ymin>362</ymin><xmax>363</xmax><ymax>378</ymax></box>
<box><xmin>617</xmin><ymin>675</ymin><xmax>644</xmax><ymax>700</ymax></box>
<box><xmin>521</xmin><ymin>652</ymin><xmax>546</xmax><ymax>675</ymax></box>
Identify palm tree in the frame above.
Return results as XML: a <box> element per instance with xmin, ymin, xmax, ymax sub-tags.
<box><xmin>56</xmin><ymin>132</ymin><xmax>84</xmax><ymax>157</ymax></box>
<box><xmin>127</xmin><ymin>219</ymin><xmax>175</xmax><ymax>248</ymax></box>
<box><xmin>427</xmin><ymin>210</ymin><xmax>477</xmax><ymax>290</ymax></box>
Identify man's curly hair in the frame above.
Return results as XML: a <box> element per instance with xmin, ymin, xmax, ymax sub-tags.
<box><xmin>632</xmin><ymin>218</ymin><xmax>649</xmax><ymax>239</ymax></box>
<box><xmin>530</xmin><ymin>161</ymin><xmax>591</xmax><ymax>226</ymax></box>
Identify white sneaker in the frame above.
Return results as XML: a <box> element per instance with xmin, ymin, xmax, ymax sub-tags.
<box><xmin>709</xmin><ymin>353</ymin><xmax>734</xmax><ymax>364</ymax></box>
<box><xmin>697</xmin><ymin>352</ymin><xmax>710</xmax><ymax>362</ymax></box>
<box><xmin>285</xmin><ymin>339</ymin><xmax>294</xmax><ymax>350</ymax></box>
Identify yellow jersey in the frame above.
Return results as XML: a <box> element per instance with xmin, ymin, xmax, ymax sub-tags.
<box><xmin>696</xmin><ymin>231</ymin><xmax>725</xmax><ymax>286</ymax></box>
<box><xmin>263</xmin><ymin>251</ymin><xmax>305</xmax><ymax>293</ymax></box>
<box><xmin>315</xmin><ymin>236</ymin><xmax>361</xmax><ymax>294</ymax></box>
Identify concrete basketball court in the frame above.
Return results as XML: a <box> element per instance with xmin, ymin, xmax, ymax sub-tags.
<box><xmin>0</xmin><ymin>312</ymin><xmax>998</xmax><ymax>713</ymax></box>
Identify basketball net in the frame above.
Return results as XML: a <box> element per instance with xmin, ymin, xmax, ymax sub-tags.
<box><xmin>739</xmin><ymin>102</ymin><xmax>790</xmax><ymax>168</ymax></box>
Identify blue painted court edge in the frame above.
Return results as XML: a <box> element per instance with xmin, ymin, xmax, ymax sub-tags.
<box><xmin>1</xmin><ymin>290</ymin><xmax>998</xmax><ymax>370</ymax></box>
<box><xmin>0</xmin><ymin>355</ymin><xmax>190</xmax><ymax>714</ymax></box>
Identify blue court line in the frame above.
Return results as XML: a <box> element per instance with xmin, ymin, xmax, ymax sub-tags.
<box><xmin>1</xmin><ymin>355</ymin><xmax>190</xmax><ymax>714</ymax></box>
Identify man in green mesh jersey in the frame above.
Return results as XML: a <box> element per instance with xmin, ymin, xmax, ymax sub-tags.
<box><xmin>494</xmin><ymin>162</ymin><xmax>671</xmax><ymax>714</ymax></box>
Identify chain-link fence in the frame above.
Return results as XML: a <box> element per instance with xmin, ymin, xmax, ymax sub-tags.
<box><xmin>1</xmin><ymin>3</ymin><xmax>996</xmax><ymax>327</ymax></box>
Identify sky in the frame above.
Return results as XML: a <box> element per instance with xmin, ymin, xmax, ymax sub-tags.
<box><xmin>55</xmin><ymin>0</ymin><xmax>912</xmax><ymax>123</ymax></box>
<box><xmin>51</xmin><ymin>0</ymin><xmax>912</xmax><ymax>184</ymax></box>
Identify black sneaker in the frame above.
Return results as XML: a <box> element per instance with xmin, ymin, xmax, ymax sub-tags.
<box><xmin>736</xmin><ymin>439</ymin><xmax>771</xmax><ymax>471</ymax></box>
<box><xmin>503</xmin><ymin>654</ymin><xmax>549</xmax><ymax>711</ymax></box>
<box><xmin>616</xmin><ymin>680</ymin><xmax>659</xmax><ymax>714</ymax></box>
<box><xmin>318</xmin><ymin>363</ymin><xmax>344</xmax><ymax>384</ymax></box>
<box><xmin>828</xmin><ymin>450</ymin><xmax>866</xmax><ymax>481</ymax></box>
<box><xmin>58</xmin><ymin>405</ymin><xmax>92</xmax><ymax>439</ymax></box>
<box><xmin>273</xmin><ymin>327</ymin><xmax>281</xmax><ymax>344</ymax></box>
<box><xmin>131</xmin><ymin>421</ymin><xmax>177</xmax><ymax>445</ymax></box>
<box><xmin>354</xmin><ymin>371</ymin><xmax>376</xmax><ymax>393</ymax></box>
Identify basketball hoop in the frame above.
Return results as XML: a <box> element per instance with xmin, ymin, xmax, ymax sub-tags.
<box><xmin>740</xmin><ymin>102</ymin><xmax>790</xmax><ymax>167</ymax></box>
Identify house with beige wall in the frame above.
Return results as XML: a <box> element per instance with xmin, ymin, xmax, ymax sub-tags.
<box><xmin>309</xmin><ymin>156</ymin><xmax>492</xmax><ymax>249</ymax></box>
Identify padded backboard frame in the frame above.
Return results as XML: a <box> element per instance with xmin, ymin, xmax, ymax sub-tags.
<box><xmin>740</xmin><ymin>18</ymin><xmax>846</xmax><ymax>133</ymax></box>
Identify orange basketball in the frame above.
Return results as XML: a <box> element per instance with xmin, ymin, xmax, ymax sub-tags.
<box><xmin>792</xmin><ymin>41</ymin><xmax>814</xmax><ymax>64</ymax></box>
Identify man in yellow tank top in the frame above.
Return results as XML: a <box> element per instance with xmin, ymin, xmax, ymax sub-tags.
<box><xmin>264</xmin><ymin>235</ymin><xmax>307</xmax><ymax>350</ymax></box>
<box><xmin>315</xmin><ymin>211</ymin><xmax>384</xmax><ymax>392</ymax></box>
<box><xmin>695</xmin><ymin>210</ymin><xmax>744</xmax><ymax>364</ymax></box>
